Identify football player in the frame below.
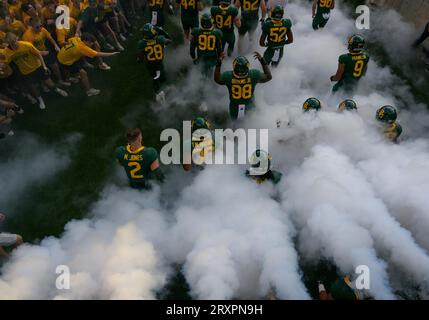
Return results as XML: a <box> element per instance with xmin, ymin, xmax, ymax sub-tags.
<box><xmin>183</xmin><ymin>117</ymin><xmax>215</xmax><ymax>171</ymax></box>
<box><xmin>303</xmin><ymin>97</ymin><xmax>322</xmax><ymax>112</ymax></box>
<box><xmin>137</xmin><ymin>23</ymin><xmax>172</xmax><ymax>104</ymax></box>
<box><xmin>176</xmin><ymin>0</ymin><xmax>202</xmax><ymax>42</ymax></box>
<box><xmin>190</xmin><ymin>13</ymin><xmax>223</xmax><ymax>76</ymax></box>
<box><xmin>214</xmin><ymin>52</ymin><xmax>272</xmax><ymax>120</ymax></box>
<box><xmin>246</xmin><ymin>149</ymin><xmax>282</xmax><ymax>185</ymax></box>
<box><xmin>338</xmin><ymin>99</ymin><xmax>357</xmax><ymax>112</ymax></box>
<box><xmin>312</xmin><ymin>0</ymin><xmax>335</xmax><ymax>30</ymax></box>
<box><xmin>330</xmin><ymin>34</ymin><xmax>370</xmax><ymax>93</ymax></box>
<box><xmin>211</xmin><ymin>0</ymin><xmax>241</xmax><ymax>56</ymax></box>
<box><xmin>318</xmin><ymin>276</ymin><xmax>361</xmax><ymax>300</ymax></box>
<box><xmin>236</xmin><ymin>0</ymin><xmax>267</xmax><ymax>49</ymax></box>
<box><xmin>259</xmin><ymin>5</ymin><xmax>293</xmax><ymax>67</ymax></box>
<box><xmin>375</xmin><ymin>105</ymin><xmax>402</xmax><ymax>143</ymax></box>
<box><xmin>148</xmin><ymin>0</ymin><xmax>173</xmax><ymax>28</ymax></box>
<box><xmin>115</xmin><ymin>128</ymin><xmax>164</xmax><ymax>189</ymax></box>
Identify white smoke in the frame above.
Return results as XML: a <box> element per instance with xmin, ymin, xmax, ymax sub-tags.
<box><xmin>1</xmin><ymin>0</ymin><xmax>429</xmax><ymax>300</ymax></box>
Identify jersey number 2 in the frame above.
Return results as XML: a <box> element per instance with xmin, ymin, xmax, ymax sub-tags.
<box><xmin>128</xmin><ymin>162</ymin><xmax>144</xmax><ymax>179</ymax></box>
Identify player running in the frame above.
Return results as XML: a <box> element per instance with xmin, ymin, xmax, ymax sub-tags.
<box><xmin>236</xmin><ymin>0</ymin><xmax>267</xmax><ymax>51</ymax></box>
<box><xmin>246</xmin><ymin>149</ymin><xmax>282</xmax><ymax>185</ymax></box>
<box><xmin>137</xmin><ymin>23</ymin><xmax>172</xmax><ymax>104</ymax></box>
<box><xmin>330</xmin><ymin>34</ymin><xmax>370</xmax><ymax>93</ymax></box>
<box><xmin>259</xmin><ymin>5</ymin><xmax>293</xmax><ymax>67</ymax></box>
<box><xmin>214</xmin><ymin>52</ymin><xmax>272</xmax><ymax>120</ymax></box>
<box><xmin>338</xmin><ymin>99</ymin><xmax>357</xmax><ymax>112</ymax></box>
<box><xmin>312</xmin><ymin>0</ymin><xmax>335</xmax><ymax>30</ymax></box>
<box><xmin>115</xmin><ymin>128</ymin><xmax>164</xmax><ymax>189</ymax></box>
<box><xmin>211</xmin><ymin>0</ymin><xmax>241</xmax><ymax>57</ymax></box>
<box><xmin>176</xmin><ymin>0</ymin><xmax>202</xmax><ymax>42</ymax></box>
<box><xmin>190</xmin><ymin>13</ymin><xmax>223</xmax><ymax>76</ymax></box>
<box><xmin>375</xmin><ymin>105</ymin><xmax>402</xmax><ymax>143</ymax></box>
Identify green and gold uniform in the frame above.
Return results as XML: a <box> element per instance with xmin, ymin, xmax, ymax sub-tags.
<box><xmin>138</xmin><ymin>35</ymin><xmax>166</xmax><ymax>93</ymax></box>
<box><xmin>177</xmin><ymin>0</ymin><xmax>200</xmax><ymax>33</ymax></box>
<box><xmin>184</xmin><ymin>130</ymin><xmax>215</xmax><ymax>167</ymax></box>
<box><xmin>190</xmin><ymin>27</ymin><xmax>223</xmax><ymax>75</ymax></box>
<box><xmin>246</xmin><ymin>169</ymin><xmax>282</xmax><ymax>185</ymax></box>
<box><xmin>115</xmin><ymin>145</ymin><xmax>159</xmax><ymax>189</ymax></box>
<box><xmin>211</xmin><ymin>5</ymin><xmax>239</xmax><ymax>55</ymax></box>
<box><xmin>220</xmin><ymin>69</ymin><xmax>263</xmax><ymax>119</ymax></box>
<box><xmin>238</xmin><ymin>0</ymin><xmax>262</xmax><ymax>36</ymax></box>
<box><xmin>383</xmin><ymin>122</ymin><xmax>402</xmax><ymax>143</ymax></box>
<box><xmin>333</xmin><ymin>51</ymin><xmax>370</xmax><ymax>93</ymax></box>
<box><xmin>313</xmin><ymin>0</ymin><xmax>333</xmax><ymax>30</ymax></box>
<box><xmin>261</xmin><ymin>17</ymin><xmax>292</xmax><ymax>65</ymax></box>
<box><xmin>330</xmin><ymin>276</ymin><xmax>361</xmax><ymax>300</ymax></box>
<box><xmin>148</xmin><ymin>0</ymin><xmax>166</xmax><ymax>27</ymax></box>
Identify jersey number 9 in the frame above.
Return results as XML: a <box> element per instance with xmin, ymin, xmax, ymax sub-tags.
<box><xmin>353</xmin><ymin>60</ymin><xmax>364</xmax><ymax>77</ymax></box>
<box><xmin>198</xmin><ymin>34</ymin><xmax>216</xmax><ymax>51</ymax></box>
<box><xmin>232</xmin><ymin>84</ymin><xmax>252</xmax><ymax>100</ymax></box>
<box><xmin>269</xmin><ymin>27</ymin><xmax>287</xmax><ymax>43</ymax></box>
<box><xmin>145</xmin><ymin>44</ymin><xmax>163</xmax><ymax>61</ymax></box>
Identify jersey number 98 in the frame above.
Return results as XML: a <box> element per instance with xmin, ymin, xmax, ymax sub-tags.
<box><xmin>198</xmin><ymin>34</ymin><xmax>216</xmax><ymax>51</ymax></box>
<box><xmin>232</xmin><ymin>84</ymin><xmax>252</xmax><ymax>100</ymax></box>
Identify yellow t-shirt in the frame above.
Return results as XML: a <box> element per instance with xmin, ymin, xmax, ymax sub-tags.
<box><xmin>3</xmin><ymin>41</ymin><xmax>42</xmax><ymax>75</ymax></box>
<box><xmin>56</xmin><ymin>17</ymin><xmax>77</xmax><ymax>47</ymax></box>
<box><xmin>57</xmin><ymin>37</ymin><xmax>98</xmax><ymax>66</ymax></box>
<box><xmin>41</xmin><ymin>7</ymin><xmax>56</xmax><ymax>21</ymax></box>
<box><xmin>22</xmin><ymin>27</ymin><xmax>53</xmax><ymax>51</ymax></box>
<box><xmin>8</xmin><ymin>1</ymin><xmax>23</xmax><ymax>21</ymax></box>
<box><xmin>59</xmin><ymin>0</ymin><xmax>81</xmax><ymax>19</ymax></box>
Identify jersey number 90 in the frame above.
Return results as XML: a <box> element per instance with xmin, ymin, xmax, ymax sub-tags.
<box><xmin>319</xmin><ymin>0</ymin><xmax>333</xmax><ymax>8</ymax></box>
<box><xmin>198</xmin><ymin>34</ymin><xmax>216</xmax><ymax>51</ymax></box>
<box><xmin>232</xmin><ymin>84</ymin><xmax>252</xmax><ymax>100</ymax></box>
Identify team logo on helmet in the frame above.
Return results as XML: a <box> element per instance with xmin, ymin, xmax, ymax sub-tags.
<box><xmin>303</xmin><ymin>98</ymin><xmax>321</xmax><ymax>112</ymax></box>
<box><xmin>376</xmin><ymin>105</ymin><xmax>397</xmax><ymax>123</ymax></box>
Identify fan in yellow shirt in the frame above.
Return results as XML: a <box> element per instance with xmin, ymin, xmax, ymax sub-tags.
<box><xmin>3</xmin><ymin>33</ymin><xmax>68</xmax><ymax>109</ymax></box>
<box><xmin>56</xmin><ymin>17</ymin><xmax>78</xmax><ymax>47</ymax></box>
<box><xmin>0</xmin><ymin>13</ymin><xmax>26</xmax><ymax>37</ymax></box>
<box><xmin>59</xmin><ymin>0</ymin><xmax>82</xmax><ymax>19</ymax></box>
<box><xmin>57</xmin><ymin>33</ymin><xmax>119</xmax><ymax>96</ymax></box>
<box><xmin>23</xmin><ymin>17</ymin><xmax>70</xmax><ymax>86</ymax></box>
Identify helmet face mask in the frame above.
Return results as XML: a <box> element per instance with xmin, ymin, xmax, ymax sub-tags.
<box><xmin>233</xmin><ymin>56</ymin><xmax>250</xmax><ymax>77</ymax></box>
<box><xmin>271</xmin><ymin>5</ymin><xmax>284</xmax><ymax>20</ymax></box>
<box><xmin>248</xmin><ymin>149</ymin><xmax>272</xmax><ymax>176</ymax></box>
<box><xmin>143</xmin><ymin>23</ymin><xmax>156</xmax><ymax>39</ymax></box>
<box><xmin>376</xmin><ymin>105</ymin><xmax>397</xmax><ymax>124</ymax></box>
<box><xmin>200</xmin><ymin>13</ymin><xmax>213</xmax><ymax>30</ymax></box>
<box><xmin>348</xmin><ymin>34</ymin><xmax>365</xmax><ymax>53</ymax></box>
<box><xmin>338</xmin><ymin>99</ymin><xmax>357</xmax><ymax>112</ymax></box>
<box><xmin>303</xmin><ymin>98</ymin><xmax>322</xmax><ymax>112</ymax></box>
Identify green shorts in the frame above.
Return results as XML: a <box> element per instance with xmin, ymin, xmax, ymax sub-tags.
<box><xmin>263</xmin><ymin>46</ymin><xmax>284</xmax><ymax>65</ymax></box>
<box><xmin>195</xmin><ymin>55</ymin><xmax>217</xmax><ymax>77</ymax></box>
<box><xmin>221</xmin><ymin>31</ymin><xmax>236</xmax><ymax>55</ymax></box>
<box><xmin>238</xmin><ymin>15</ymin><xmax>259</xmax><ymax>36</ymax></box>
<box><xmin>181</xmin><ymin>13</ymin><xmax>199</xmax><ymax>32</ymax></box>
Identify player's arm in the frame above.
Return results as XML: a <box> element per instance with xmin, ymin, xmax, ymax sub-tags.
<box><xmin>189</xmin><ymin>34</ymin><xmax>197</xmax><ymax>60</ymax></box>
<box><xmin>259</xmin><ymin>30</ymin><xmax>267</xmax><ymax>47</ymax></box>
<box><xmin>330</xmin><ymin>62</ymin><xmax>345</xmax><ymax>82</ymax></box>
<box><xmin>285</xmin><ymin>28</ymin><xmax>293</xmax><ymax>45</ymax></box>
<box><xmin>261</xmin><ymin>0</ymin><xmax>267</xmax><ymax>20</ymax></box>
<box><xmin>214</xmin><ymin>52</ymin><xmax>226</xmax><ymax>84</ymax></box>
<box><xmin>150</xmin><ymin>159</ymin><xmax>165</xmax><ymax>182</ymax></box>
<box><xmin>312</xmin><ymin>0</ymin><xmax>317</xmax><ymax>18</ymax></box>
<box><xmin>254</xmin><ymin>51</ymin><xmax>272</xmax><ymax>83</ymax></box>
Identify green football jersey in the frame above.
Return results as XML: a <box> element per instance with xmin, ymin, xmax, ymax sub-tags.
<box><xmin>384</xmin><ymin>122</ymin><xmax>402</xmax><ymax>143</ymax></box>
<box><xmin>176</xmin><ymin>0</ymin><xmax>200</xmax><ymax>16</ymax></box>
<box><xmin>115</xmin><ymin>145</ymin><xmax>158</xmax><ymax>185</ymax></box>
<box><xmin>137</xmin><ymin>36</ymin><xmax>166</xmax><ymax>64</ymax></box>
<box><xmin>246</xmin><ymin>169</ymin><xmax>282</xmax><ymax>185</ymax></box>
<box><xmin>316</xmin><ymin>0</ymin><xmax>334</xmax><ymax>15</ymax></box>
<box><xmin>262</xmin><ymin>18</ymin><xmax>292</xmax><ymax>48</ymax></box>
<box><xmin>191</xmin><ymin>27</ymin><xmax>223</xmax><ymax>59</ymax></box>
<box><xmin>338</xmin><ymin>52</ymin><xmax>370</xmax><ymax>81</ymax></box>
<box><xmin>240</xmin><ymin>0</ymin><xmax>261</xmax><ymax>19</ymax></box>
<box><xmin>211</xmin><ymin>5</ymin><xmax>239</xmax><ymax>33</ymax></box>
<box><xmin>220</xmin><ymin>69</ymin><xmax>263</xmax><ymax>105</ymax></box>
